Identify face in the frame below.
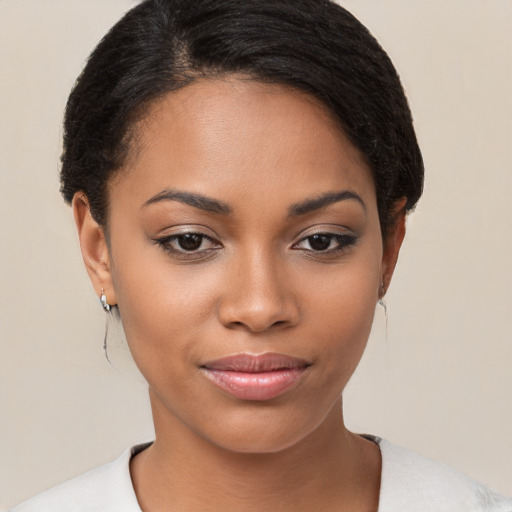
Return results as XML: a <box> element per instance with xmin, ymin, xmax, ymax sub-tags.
<box><xmin>76</xmin><ymin>78</ymin><xmax>404</xmax><ymax>453</ymax></box>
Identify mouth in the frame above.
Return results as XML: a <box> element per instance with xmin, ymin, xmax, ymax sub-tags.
<box><xmin>199</xmin><ymin>353</ymin><xmax>311</xmax><ymax>401</ymax></box>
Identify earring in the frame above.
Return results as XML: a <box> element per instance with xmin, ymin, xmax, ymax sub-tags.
<box><xmin>98</xmin><ymin>295</ymin><xmax>145</xmax><ymax>383</ymax></box>
<box><xmin>100</xmin><ymin>289</ymin><xmax>111</xmax><ymax>313</ymax></box>
<box><xmin>99</xmin><ymin>289</ymin><xmax>113</xmax><ymax>364</ymax></box>
<box><xmin>378</xmin><ymin>282</ymin><xmax>387</xmax><ymax>313</ymax></box>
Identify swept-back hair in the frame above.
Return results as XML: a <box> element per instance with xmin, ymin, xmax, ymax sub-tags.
<box><xmin>61</xmin><ymin>0</ymin><xmax>424</xmax><ymax>236</ymax></box>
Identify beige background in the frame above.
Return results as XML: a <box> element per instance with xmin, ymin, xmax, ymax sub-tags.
<box><xmin>1</xmin><ymin>0</ymin><xmax>511</xmax><ymax>508</ymax></box>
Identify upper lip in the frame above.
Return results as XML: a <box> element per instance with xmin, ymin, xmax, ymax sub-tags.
<box><xmin>201</xmin><ymin>353</ymin><xmax>311</xmax><ymax>373</ymax></box>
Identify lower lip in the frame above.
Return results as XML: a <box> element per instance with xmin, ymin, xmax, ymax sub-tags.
<box><xmin>201</xmin><ymin>367</ymin><xmax>307</xmax><ymax>401</ymax></box>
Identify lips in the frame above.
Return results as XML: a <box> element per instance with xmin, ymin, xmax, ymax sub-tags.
<box><xmin>200</xmin><ymin>353</ymin><xmax>310</xmax><ymax>401</ymax></box>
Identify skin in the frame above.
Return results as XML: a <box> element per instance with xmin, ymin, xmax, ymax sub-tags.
<box><xmin>74</xmin><ymin>77</ymin><xmax>406</xmax><ymax>512</ymax></box>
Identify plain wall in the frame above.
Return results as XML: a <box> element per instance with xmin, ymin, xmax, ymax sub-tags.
<box><xmin>0</xmin><ymin>0</ymin><xmax>511</xmax><ymax>508</ymax></box>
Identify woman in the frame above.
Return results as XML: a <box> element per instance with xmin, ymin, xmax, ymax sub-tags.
<box><xmin>9</xmin><ymin>0</ymin><xmax>512</xmax><ymax>511</ymax></box>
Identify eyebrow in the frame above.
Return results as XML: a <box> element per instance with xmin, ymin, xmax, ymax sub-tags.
<box><xmin>143</xmin><ymin>187</ymin><xmax>366</xmax><ymax>217</ymax></box>
<box><xmin>143</xmin><ymin>189</ymin><xmax>232</xmax><ymax>214</ymax></box>
<box><xmin>288</xmin><ymin>190</ymin><xmax>366</xmax><ymax>216</ymax></box>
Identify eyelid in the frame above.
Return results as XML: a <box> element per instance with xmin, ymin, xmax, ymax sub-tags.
<box><xmin>154</xmin><ymin>223</ymin><xmax>220</xmax><ymax>238</ymax></box>
<box><xmin>292</xmin><ymin>224</ymin><xmax>356</xmax><ymax>241</ymax></box>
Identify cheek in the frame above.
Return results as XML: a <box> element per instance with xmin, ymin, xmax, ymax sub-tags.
<box><xmin>107</xmin><ymin>229</ymin><xmax>218</xmax><ymax>371</ymax></box>
<box><xmin>113</xmin><ymin>262</ymin><xmax>220</xmax><ymax>364</ymax></box>
<box><xmin>302</xmin><ymin>248</ymin><xmax>382</xmax><ymax>385</ymax></box>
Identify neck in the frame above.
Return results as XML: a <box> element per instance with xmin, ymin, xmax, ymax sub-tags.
<box><xmin>131</xmin><ymin>391</ymin><xmax>381</xmax><ymax>512</ymax></box>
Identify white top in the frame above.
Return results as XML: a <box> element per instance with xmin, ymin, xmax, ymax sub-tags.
<box><xmin>10</xmin><ymin>437</ymin><xmax>512</xmax><ymax>512</ymax></box>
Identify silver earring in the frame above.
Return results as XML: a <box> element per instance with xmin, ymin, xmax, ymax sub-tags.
<box><xmin>378</xmin><ymin>296</ymin><xmax>387</xmax><ymax>314</ymax></box>
<box><xmin>378</xmin><ymin>282</ymin><xmax>387</xmax><ymax>313</ymax></box>
<box><xmin>100</xmin><ymin>290</ymin><xmax>113</xmax><ymax>364</ymax></box>
<box><xmin>377</xmin><ymin>282</ymin><xmax>388</xmax><ymax>340</ymax></box>
<box><xmin>99</xmin><ymin>298</ymin><xmax>145</xmax><ymax>383</ymax></box>
<box><xmin>100</xmin><ymin>289</ymin><xmax>111</xmax><ymax>313</ymax></box>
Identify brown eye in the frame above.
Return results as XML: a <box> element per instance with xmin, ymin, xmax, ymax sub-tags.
<box><xmin>177</xmin><ymin>234</ymin><xmax>204</xmax><ymax>251</ymax></box>
<box><xmin>308</xmin><ymin>234</ymin><xmax>332</xmax><ymax>251</ymax></box>
<box><xmin>153</xmin><ymin>231</ymin><xmax>221</xmax><ymax>257</ymax></box>
<box><xmin>293</xmin><ymin>232</ymin><xmax>358</xmax><ymax>255</ymax></box>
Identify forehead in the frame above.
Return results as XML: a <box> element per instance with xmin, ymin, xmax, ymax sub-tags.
<box><xmin>116</xmin><ymin>77</ymin><xmax>376</xmax><ymax>212</ymax></box>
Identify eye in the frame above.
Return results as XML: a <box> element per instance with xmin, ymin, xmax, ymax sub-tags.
<box><xmin>293</xmin><ymin>233</ymin><xmax>357</xmax><ymax>254</ymax></box>
<box><xmin>153</xmin><ymin>231</ymin><xmax>222</xmax><ymax>257</ymax></box>
<box><xmin>173</xmin><ymin>233</ymin><xmax>209</xmax><ymax>252</ymax></box>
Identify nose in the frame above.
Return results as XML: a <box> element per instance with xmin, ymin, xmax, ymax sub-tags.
<box><xmin>218</xmin><ymin>248</ymin><xmax>300</xmax><ymax>333</ymax></box>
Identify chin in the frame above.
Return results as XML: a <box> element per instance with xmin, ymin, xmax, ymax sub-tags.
<box><xmin>195</xmin><ymin>401</ymin><xmax>337</xmax><ymax>456</ymax></box>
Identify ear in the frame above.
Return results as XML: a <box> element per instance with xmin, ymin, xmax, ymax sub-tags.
<box><xmin>72</xmin><ymin>192</ymin><xmax>117</xmax><ymax>307</ymax></box>
<box><xmin>380</xmin><ymin>198</ymin><xmax>407</xmax><ymax>298</ymax></box>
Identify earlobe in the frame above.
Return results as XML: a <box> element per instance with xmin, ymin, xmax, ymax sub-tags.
<box><xmin>380</xmin><ymin>198</ymin><xmax>407</xmax><ymax>297</ymax></box>
<box><xmin>72</xmin><ymin>192</ymin><xmax>117</xmax><ymax>306</ymax></box>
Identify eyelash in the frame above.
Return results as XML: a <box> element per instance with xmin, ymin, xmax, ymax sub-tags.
<box><xmin>292</xmin><ymin>233</ymin><xmax>357</xmax><ymax>256</ymax></box>
<box><xmin>152</xmin><ymin>232</ymin><xmax>222</xmax><ymax>260</ymax></box>
<box><xmin>152</xmin><ymin>231</ymin><xmax>357</xmax><ymax>260</ymax></box>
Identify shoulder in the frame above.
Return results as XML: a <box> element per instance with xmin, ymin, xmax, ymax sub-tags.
<box><xmin>9</xmin><ymin>444</ymin><xmax>148</xmax><ymax>512</ymax></box>
<box><xmin>375</xmin><ymin>437</ymin><xmax>512</xmax><ymax>512</ymax></box>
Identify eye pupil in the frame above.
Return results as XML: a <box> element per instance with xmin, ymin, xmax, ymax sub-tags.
<box><xmin>178</xmin><ymin>234</ymin><xmax>203</xmax><ymax>251</ymax></box>
<box><xmin>309</xmin><ymin>234</ymin><xmax>331</xmax><ymax>251</ymax></box>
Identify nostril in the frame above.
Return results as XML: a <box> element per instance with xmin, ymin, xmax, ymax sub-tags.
<box><xmin>218</xmin><ymin>291</ymin><xmax>300</xmax><ymax>332</ymax></box>
<box><xmin>224</xmin><ymin>319</ymin><xmax>290</xmax><ymax>332</ymax></box>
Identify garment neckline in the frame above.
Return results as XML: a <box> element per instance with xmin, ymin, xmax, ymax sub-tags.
<box><xmin>127</xmin><ymin>435</ymin><xmax>383</xmax><ymax>511</ymax></box>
